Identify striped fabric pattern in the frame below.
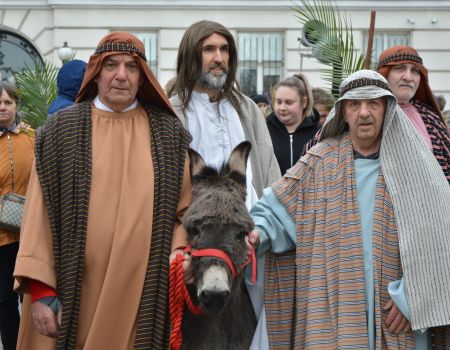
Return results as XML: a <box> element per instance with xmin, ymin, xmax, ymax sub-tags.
<box><xmin>35</xmin><ymin>101</ymin><xmax>191</xmax><ymax>349</ymax></box>
<box><xmin>134</xmin><ymin>104</ymin><xmax>191</xmax><ymax>349</ymax></box>
<box><xmin>432</xmin><ymin>327</ymin><xmax>450</xmax><ymax>349</ymax></box>
<box><xmin>377</xmin><ymin>53</ymin><xmax>423</xmax><ymax>69</ymax></box>
<box><xmin>321</xmin><ymin>70</ymin><xmax>450</xmax><ymax>330</ymax></box>
<box><xmin>413</xmin><ymin>99</ymin><xmax>450</xmax><ymax>183</ymax></box>
<box><xmin>265</xmin><ymin>70</ymin><xmax>450</xmax><ymax>348</ymax></box>
<box><xmin>35</xmin><ymin>101</ymin><xmax>92</xmax><ymax>349</ymax></box>
<box><xmin>264</xmin><ymin>135</ymin><xmax>416</xmax><ymax>349</ymax></box>
<box><xmin>339</xmin><ymin>78</ymin><xmax>391</xmax><ymax>96</ymax></box>
<box><xmin>381</xmin><ymin>102</ymin><xmax>450</xmax><ymax>331</ymax></box>
<box><xmin>94</xmin><ymin>42</ymin><xmax>147</xmax><ymax>60</ymax></box>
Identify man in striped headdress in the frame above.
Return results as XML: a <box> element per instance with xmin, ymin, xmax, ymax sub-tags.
<box><xmin>377</xmin><ymin>45</ymin><xmax>450</xmax><ymax>183</ymax></box>
<box><xmin>14</xmin><ymin>32</ymin><xmax>192</xmax><ymax>349</ymax></box>
<box><xmin>250</xmin><ymin>70</ymin><xmax>450</xmax><ymax>349</ymax></box>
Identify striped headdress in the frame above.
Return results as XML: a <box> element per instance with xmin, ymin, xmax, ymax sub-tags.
<box><xmin>377</xmin><ymin>45</ymin><xmax>443</xmax><ymax>122</ymax></box>
<box><xmin>76</xmin><ymin>31</ymin><xmax>174</xmax><ymax>115</ymax></box>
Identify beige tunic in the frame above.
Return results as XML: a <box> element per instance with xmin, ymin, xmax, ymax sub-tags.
<box><xmin>14</xmin><ymin>106</ymin><xmax>190</xmax><ymax>349</ymax></box>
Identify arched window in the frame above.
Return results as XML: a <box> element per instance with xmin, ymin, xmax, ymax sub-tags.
<box><xmin>0</xmin><ymin>30</ymin><xmax>43</xmax><ymax>81</ymax></box>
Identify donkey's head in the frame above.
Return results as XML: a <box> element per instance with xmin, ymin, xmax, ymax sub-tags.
<box><xmin>183</xmin><ymin>141</ymin><xmax>254</xmax><ymax>314</ymax></box>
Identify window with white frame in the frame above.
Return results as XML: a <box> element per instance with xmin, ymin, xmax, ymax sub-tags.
<box><xmin>132</xmin><ymin>32</ymin><xmax>158</xmax><ymax>76</ymax></box>
<box><xmin>238</xmin><ymin>32</ymin><xmax>284</xmax><ymax>97</ymax></box>
<box><xmin>363</xmin><ymin>32</ymin><xmax>409</xmax><ymax>67</ymax></box>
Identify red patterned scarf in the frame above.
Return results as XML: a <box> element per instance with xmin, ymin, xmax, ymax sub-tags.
<box><xmin>412</xmin><ymin>99</ymin><xmax>450</xmax><ymax>183</ymax></box>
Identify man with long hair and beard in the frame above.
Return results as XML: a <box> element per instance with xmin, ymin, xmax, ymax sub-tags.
<box><xmin>169</xmin><ymin>20</ymin><xmax>280</xmax><ymax>348</ymax></box>
<box><xmin>170</xmin><ymin>21</ymin><xmax>279</xmax><ymax>206</ymax></box>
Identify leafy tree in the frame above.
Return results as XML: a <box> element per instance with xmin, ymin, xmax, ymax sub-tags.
<box><xmin>293</xmin><ymin>0</ymin><xmax>366</xmax><ymax>96</ymax></box>
<box><xmin>15</xmin><ymin>60</ymin><xmax>58</xmax><ymax>128</ymax></box>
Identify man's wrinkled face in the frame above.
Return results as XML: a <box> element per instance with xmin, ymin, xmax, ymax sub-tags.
<box><xmin>96</xmin><ymin>54</ymin><xmax>141</xmax><ymax>112</ymax></box>
<box><xmin>199</xmin><ymin>33</ymin><xmax>229</xmax><ymax>90</ymax></box>
<box><xmin>387</xmin><ymin>63</ymin><xmax>421</xmax><ymax>105</ymax></box>
<box><xmin>343</xmin><ymin>97</ymin><xmax>386</xmax><ymax>154</ymax></box>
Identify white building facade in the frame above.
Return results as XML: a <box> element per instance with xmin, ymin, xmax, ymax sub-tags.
<box><xmin>1</xmin><ymin>0</ymin><xmax>450</xmax><ymax>102</ymax></box>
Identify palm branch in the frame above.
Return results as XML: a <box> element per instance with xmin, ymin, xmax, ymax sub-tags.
<box><xmin>292</xmin><ymin>0</ymin><xmax>366</xmax><ymax>96</ymax></box>
<box><xmin>14</xmin><ymin>59</ymin><xmax>58</xmax><ymax>128</ymax></box>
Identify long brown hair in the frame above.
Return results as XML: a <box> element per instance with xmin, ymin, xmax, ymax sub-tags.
<box><xmin>175</xmin><ymin>20</ymin><xmax>243</xmax><ymax>114</ymax></box>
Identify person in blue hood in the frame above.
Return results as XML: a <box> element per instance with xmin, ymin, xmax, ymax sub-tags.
<box><xmin>47</xmin><ymin>59</ymin><xmax>87</xmax><ymax>114</ymax></box>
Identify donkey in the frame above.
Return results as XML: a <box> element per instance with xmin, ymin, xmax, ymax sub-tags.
<box><xmin>181</xmin><ymin>141</ymin><xmax>257</xmax><ymax>350</ymax></box>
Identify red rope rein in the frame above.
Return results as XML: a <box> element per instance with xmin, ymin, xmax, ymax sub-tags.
<box><xmin>169</xmin><ymin>252</ymin><xmax>203</xmax><ymax>350</ymax></box>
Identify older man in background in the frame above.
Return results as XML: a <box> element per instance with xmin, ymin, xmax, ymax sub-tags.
<box><xmin>377</xmin><ymin>45</ymin><xmax>450</xmax><ymax>182</ymax></box>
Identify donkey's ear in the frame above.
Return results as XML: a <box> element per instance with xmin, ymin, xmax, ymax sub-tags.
<box><xmin>188</xmin><ymin>148</ymin><xmax>207</xmax><ymax>177</ymax></box>
<box><xmin>227</xmin><ymin>141</ymin><xmax>252</xmax><ymax>176</ymax></box>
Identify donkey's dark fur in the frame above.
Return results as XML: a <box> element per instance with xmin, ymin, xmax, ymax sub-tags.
<box><xmin>181</xmin><ymin>141</ymin><xmax>257</xmax><ymax>350</ymax></box>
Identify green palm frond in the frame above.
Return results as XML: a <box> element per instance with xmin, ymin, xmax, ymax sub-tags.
<box><xmin>293</xmin><ymin>0</ymin><xmax>366</xmax><ymax>96</ymax></box>
<box><xmin>15</xmin><ymin>60</ymin><xmax>58</xmax><ymax>128</ymax></box>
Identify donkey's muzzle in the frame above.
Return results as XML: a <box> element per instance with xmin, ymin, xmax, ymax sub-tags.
<box><xmin>199</xmin><ymin>289</ymin><xmax>231</xmax><ymax>313</ymax></box>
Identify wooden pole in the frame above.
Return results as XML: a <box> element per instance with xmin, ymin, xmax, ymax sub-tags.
<box><xmin>364</xmin><ymin>11</ymin><xmax>376</xmax><ymax>69</ymax></box>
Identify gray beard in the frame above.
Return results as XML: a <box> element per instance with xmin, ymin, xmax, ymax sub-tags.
<box><xmin>199</xmin><ymin>71</ymin><xmax>227</xmax><ymax>90</ymax></box>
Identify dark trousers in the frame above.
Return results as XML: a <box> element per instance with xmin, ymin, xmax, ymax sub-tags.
<box><xmin>0</xmin><ymin>242</ymin><xmax>20</xmax><ymax>350</ymax></box>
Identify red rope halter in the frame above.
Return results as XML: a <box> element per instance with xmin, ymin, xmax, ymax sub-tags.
<box><xmin>169</xmin><ymin>242</ymin><xmax>257</xmax><ymax>350</ymax></box>
<box><xmin>169</xmin><ymin>252</ymin><xmax>203</xmax><ymax>350</ymax></box>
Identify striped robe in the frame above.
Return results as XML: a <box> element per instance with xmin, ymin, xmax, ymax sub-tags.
<box><xmin>15</xmin><ymin>102</ymin><xmax>191</xmax><ymax>349</ymax></box>
<box><xmin>262</xmin><ymin>134</ymin><xmax>450</xmax><ymax>349</ymax></box>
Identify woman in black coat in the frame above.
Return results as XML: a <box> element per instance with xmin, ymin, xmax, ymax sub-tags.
<box><xmin>267</xmin><ymin>74</ymin><xmax>320</xmax><ymax>174</ymax></box>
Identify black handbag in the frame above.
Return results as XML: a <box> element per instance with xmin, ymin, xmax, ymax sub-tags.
<box><xmin>0</xmin><ymin>132</ymin><xmax>25</xmax><ymax>233</ymax></box>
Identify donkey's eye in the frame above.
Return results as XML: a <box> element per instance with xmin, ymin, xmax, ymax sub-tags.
<box><xmin>236</xmin><ymin>231</ymin><xmax>246</xmax><ymax>241</ymax></box>
<box><xmin>188</xmin><ymin>227</ymin><xmax>199</xmax><ymax>236</ymax></box>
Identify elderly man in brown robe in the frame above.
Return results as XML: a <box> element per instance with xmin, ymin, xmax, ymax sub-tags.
<box><xmin>14</xmin><ymin>32</ymin><xmax>192</xmax><ymax>350</ymax></box>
